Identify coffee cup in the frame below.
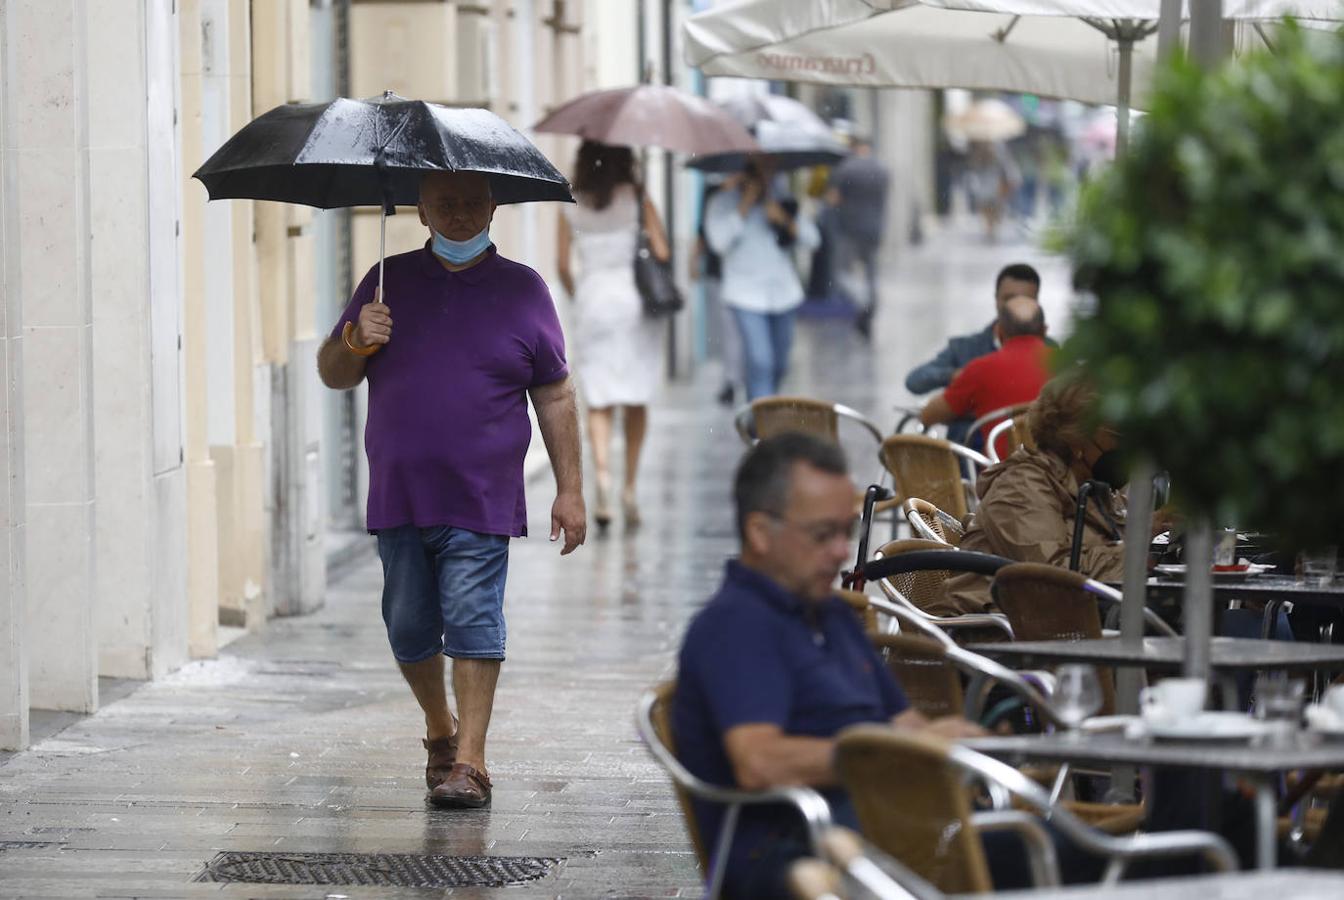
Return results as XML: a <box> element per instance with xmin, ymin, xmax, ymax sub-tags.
<box><xmin>1322</xmin><ymin>684</ymin><xmax>1344</xmax><ymax>720</ymax></box>
<box><xmin>1140</xmin><ymin>678</ymin><xmax>1206</xmax><ymax>724</ymax></box>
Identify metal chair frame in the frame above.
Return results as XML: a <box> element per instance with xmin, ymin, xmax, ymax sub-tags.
<box><xmin>635</xmin><ymin>687</ymin><xmax>833</xmax><ymax>900</ymax></box>
<box><xmin>902</xmin><ymin>498</ymin><xmax>965</xmax><ymax>546</ymax></box>
<box><xmin>1078</xmin><ymin>575</ymin><xmax>1180</xmax><ymax>639</ymax></box>
<box><xmin>985</xmin><ymin>415</ymin><xmax>1025</xmax><ymax>464</ymax></box>
<box><xmin>966</xmin><ymin>403</ymin><xmax>1032</xmax><ymax>451</ymax></box>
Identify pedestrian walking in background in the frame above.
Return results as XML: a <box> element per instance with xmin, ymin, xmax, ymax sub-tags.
<box><xmin>965</xmin><ymin>140</ymin><xmax>1020</xmax><ymax>241</ymax></box>
<box><xmin>689</xmin><ymin>178</ymin><xmax>741</xmax><ymax>408</ymax></box>
<box><xmin>318</xmin><ymin>170</ymin><xmax>586</xmax><ymax>811</ymax></box>
<box><xmin>825</xmin><ymin>135</ymin><xmax>890</xmax><ymax>338</ymax></box>
<box><xmin>557</xmin><ymin>141</ymin><xmax>670</xmax><ymax>530</ymax></box>
<box><xmin>704</xmin><ymin>157</ymin><xmax>819</xmax><ymax>401</ymax></box>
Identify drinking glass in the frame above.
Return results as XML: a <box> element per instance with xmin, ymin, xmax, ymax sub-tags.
<box><xmin>1254</xmin><ymin>674</ymin><xmax>1305</xmax><ymax>745</ymax></box>
<box><xmin>1300</xmin><ymin>546</ymin><xmax>1339</xmax><ymax>586</ymax></box>
<box><xmin>1053</xmin><ymin>664</ymin><xmax>1104</xmax><ymax>737</ymax></box>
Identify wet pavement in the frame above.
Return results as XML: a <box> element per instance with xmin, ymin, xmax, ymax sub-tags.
<box><xmin>0</xmin><ymin>222</ymin><xmax>1066</xmax><ymax>898</ymax></box>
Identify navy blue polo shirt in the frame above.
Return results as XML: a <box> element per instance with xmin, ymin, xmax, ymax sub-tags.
<box><xmin>671</xmin><ymin>561</ymin><xmax>909</xmax><ymax>881</ymax></box>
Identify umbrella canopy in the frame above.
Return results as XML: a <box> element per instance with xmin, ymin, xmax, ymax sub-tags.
<box><xmin>193</xmin><ymin>92</ymin><xmax>572</xmax><ymax>210</ymax></box>
<box><xmin>945</xmin><ymin>98</ymin><xmax>1028</xmax><ymax>142</ymax></box>
<box><xmin>684</xmin><ymin>0</ymin><xmax>1161</xmax><ymax>107</ymax></box>
<box><xmin>718</xmin><ymin>92</ymin><xmax>835</xmax><ymax>140</ymax></box>
<box><xmin>685</xmin><ymin>118</ymin><xmax>847</xmax><ymax>173</ymax></box>
<box><xmin>533</xmin><ymin>83</ymin><xmax>757</xmax><ymax>155</ymax></box>
<box><xmin>683</xmin><ymin>0</ymin><xmax>1307</xmax><ymax>109</ymax></box>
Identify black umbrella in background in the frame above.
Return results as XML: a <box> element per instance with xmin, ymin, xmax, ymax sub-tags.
<box><xmin>193</xmin><ymin>92</ymin><xmax>572</xmax><ymax>350</ymax></box>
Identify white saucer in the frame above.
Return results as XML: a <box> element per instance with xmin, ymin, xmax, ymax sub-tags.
<box><xmin>1145</xmin><ymin>711</ymin><xmax>1270</xmax><ymax>742</ymax></box>
<box><xmin>1305</xmin><ymin>705</ymin><xmax>1344</xmax><ymax>739</ymax></box>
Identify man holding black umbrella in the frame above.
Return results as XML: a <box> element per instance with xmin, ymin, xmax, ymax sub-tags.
<box><xmin>318</xmin><ymin>170</ymin><xmax>586</xmax><ymax>810</ymax></box>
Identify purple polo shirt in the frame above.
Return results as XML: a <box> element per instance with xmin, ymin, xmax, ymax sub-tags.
<box><xmin>331</xmin><ymin>242</ymin><xmax>568</xmax><ymax>537</ymax></box>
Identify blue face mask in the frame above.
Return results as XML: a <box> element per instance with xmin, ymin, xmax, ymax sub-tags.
<box><xmin>430</xmin><ymin>225</ymin><xmax>492</xmax><ymax>265</ymax></box>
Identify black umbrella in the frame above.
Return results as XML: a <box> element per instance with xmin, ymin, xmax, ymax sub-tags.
<box><xmin>193</xmin><ymin>92</ymin><xmax>573</xmax><ymax>330</ymax></box>
<box><xmin>685</xmin><ymin>120</ymin><xmax>846</xmax><ymax>173</ymax></box>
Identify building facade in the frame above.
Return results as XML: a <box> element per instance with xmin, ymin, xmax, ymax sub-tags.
<box><xmin>0</xmin><ymin>0</ymin><xmax>621</xmax><ymax>751</ymax></box>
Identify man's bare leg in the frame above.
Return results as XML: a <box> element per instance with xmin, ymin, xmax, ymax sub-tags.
<box><xmin>398</xmin><ymin>655</ymin><xmax>457</xmax><ymax>740</ymax></box>
<box><xmin>451</xmin><ymin>658</ymin><xmax>501</xmax><ymax>771</ymax></box>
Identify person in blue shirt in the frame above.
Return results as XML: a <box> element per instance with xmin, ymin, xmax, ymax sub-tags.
<box><xmin>904</xmin><ymin>263</ymin><xmax>1044</xmax><ymax>446</ymax></box>
<box><xmin>671</xmin><ymin>433</ymin><xmax>984</xmax><ymax>897</ymax></box>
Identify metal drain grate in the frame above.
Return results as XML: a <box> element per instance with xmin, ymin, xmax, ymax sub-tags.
<box><xmin>193</xmin><ymin>851</ymin><xmax>561</xmax><ymax>887</ymax></box>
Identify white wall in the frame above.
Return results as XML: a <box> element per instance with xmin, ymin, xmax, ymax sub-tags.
<box><xmin>0</xmin><ymin>0</ymin><xmax>31</xmax><ymax>749</ymax></box>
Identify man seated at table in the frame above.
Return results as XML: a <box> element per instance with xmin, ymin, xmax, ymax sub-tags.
<box><xmin>905</xmin><ymin>263</ymin><xmax>1047</xmax><ymax>445</ymax></box>
<box><xmin>670</xmin><ymin>432</ymin><xmax>1056</xmax><ymax>897</ymax></box>
<box><xmin>919</xmin><ymin>294</ymin><xmax>1052</xmax><ymax>457</ymax></box>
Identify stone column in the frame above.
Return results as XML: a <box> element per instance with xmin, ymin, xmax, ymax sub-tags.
<box><xmin>9</xmin><ymin>0</ymin><xmax>99</xmax><ymax>713</ymax></box>
<box><xmin>0</xmin><ymin>0</ymin><xmax>31</xmax><ymax>750</ymax></box>
<box><xmin>88</xmin><ymin>0</ymin><xmax>189</xmax><ymax>681</ymax></box>
<box><xmin>179</xmin><ymin>0</ymin><xmax>222</xmax><ymax>659</ymax></box>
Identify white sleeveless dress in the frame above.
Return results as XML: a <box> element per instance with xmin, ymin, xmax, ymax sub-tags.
<box><xmin>563</xmin><ymin>184</ymin><xmax>664</xmax><ymax>407</ymax></box>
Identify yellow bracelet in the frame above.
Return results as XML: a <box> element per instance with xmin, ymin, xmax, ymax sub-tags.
<box><xmin>342</xmin><ymin>322</ymin><xmax>381</xmax><ymax>357</ymax></box>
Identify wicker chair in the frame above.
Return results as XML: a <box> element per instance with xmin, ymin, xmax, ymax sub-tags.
<box><xmin>834</xmin><ymin>728</ymin><xmax>1237</xmax><ymax>894</ymax></box>
<box><xmin>635</xmin><ymin>683</ymin><xmax>833</xmax><ymax>899</ymax></box>
<box><xmin>876</xmin><ymin>633</ymin><xmax>967</xmax><ymax>720</ymax></box>
<box><xmin>734</xmin><ymin>396</ymin><xmax>884</xmax><ymax>445</ymax></box>
<box><xmin>902</xmin><ymin>498</ymin><xmax>965</xmax><ymax>546</ymax></box>
<box><xmin>879</xmin><ymin>434</ymin><xmax>990</xmax><ymax>520</ymax></box>
<box><xmin>990</xmin><ymin>564</ymin><xmax>1178</xmax><ymax>718</ymax></box>
<box><xmin>868</xmin><ymin>540</ymin><xmax>1014</xmax><ymax>640</ymax></box>
<box><xmin>739</xmin><ymin>396</ymin><xmax>898</xmax><ymax>524</ymax></box>
<box><xmin>815</xmin><ymin>828</ymin><xmax>946</xmax><ymax>900</ymax></box>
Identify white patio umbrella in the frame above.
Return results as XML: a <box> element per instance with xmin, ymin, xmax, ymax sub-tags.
<box><xmin>684</xmin><ymin>0</ymin><xmax>1320</xmax><ymax>152</ymax></box>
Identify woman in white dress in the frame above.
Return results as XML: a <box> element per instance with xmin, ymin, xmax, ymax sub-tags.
<box><xmin>557</xmin><ymin>141</ymin><xmax>670</xmax><ymax>530</ymax></box>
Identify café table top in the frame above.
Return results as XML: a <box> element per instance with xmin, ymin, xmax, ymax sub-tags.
<box><xmin>988</xmin><ymin>869</ymin><xmax>1344</xmax><ymax>900</ymax></box>
<box><xmin>964</xmin><ymin>729</ymin><xmax>1344</xmax><ymax>773</ymax></box>
<box><xmin>965</xmin><ymin>636</ymin><xmax>1344</xmax><ymax>672</ymax></box>
<box><xmin>1139</xmin><ymin>573</ymin><xmax>1344</xmax><ymax>608</ymax></box>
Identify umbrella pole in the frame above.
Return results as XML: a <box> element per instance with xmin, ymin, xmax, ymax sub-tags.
<box><xmin>378</xmin><ymin>205</ymin><xmax>387</xmax><ymax>305</ymax></box>
<box><xmin>1116</xmin><ymin>36</ymin><xmax>1134</xmax><ymax>158</ymax></box>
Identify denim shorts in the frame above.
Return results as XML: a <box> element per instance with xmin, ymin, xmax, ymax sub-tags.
<box><xmin>376</xmin><ymin>525</ymin><xmax>510</xmax><ymax>662</ymax></box>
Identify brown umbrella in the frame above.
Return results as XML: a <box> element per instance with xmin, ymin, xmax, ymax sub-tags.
<box><xmin>534</xmin><ymin>84</ymin><xmax>758</xmax><ymax>155</ymax></box>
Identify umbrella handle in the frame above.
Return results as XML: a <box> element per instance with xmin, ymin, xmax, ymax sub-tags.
<box><xmin>342</xmin><ymin>321</ymin><xmax>380</xmax><ymax>358</ymax></box>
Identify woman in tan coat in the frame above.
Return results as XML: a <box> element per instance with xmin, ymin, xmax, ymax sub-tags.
<box><xmin>944</xmin><ymin>376</ymin><xmax>1127</xmax><ymax>615</ymax></box>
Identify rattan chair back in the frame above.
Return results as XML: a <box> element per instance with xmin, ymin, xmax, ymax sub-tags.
<box><xmin>872</xmin><ymin>539</ymin><xmax>961</xmax><ymax>615</ymax></box>
<box><xmin>872</xmin><ymin>633</ymin><xmax>964</xmax><ymax>720</ymax></box>
<box><xmin>880</xmin><ymin>435</ymin><xmax>971</xmax><ymax>519</ymax></box>
<box><xmin>903</xmin><ymin>498</ymin><xmax>965</xmax><ymax>547</ymax></box>
<box><xmin>647</xmin><ymin>682</ymin><xmax>710</xmax><ymax>868</ymax></box>
<box><xmin>834</xmin><ymin>727</ymin><xmax>994</xmax><ymax>895</ymax></box>
<box><xmin>749</xmin><ymin>396</ymin><xmax>840</xmax><ymax>441</ymax></box>
<box><xmin>837</xmin><ymin>588</ymin><xmax>879</xmax><ymax>635</ymax></box>
<box><xmin>991</xmin><ymin>563</ymin><xmax>1115</xmax><ymax>714</ymax></box>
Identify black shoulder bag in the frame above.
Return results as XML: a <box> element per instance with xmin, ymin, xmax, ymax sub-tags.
<box><xmin>633</xmin><ymin>184</ymin><xmax>684</xmax><ymax>318</ymax></box>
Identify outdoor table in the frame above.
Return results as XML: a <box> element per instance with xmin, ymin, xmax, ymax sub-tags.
<box><xmin>966</xmin><ymin>636</ymin><xmax>1344</xmax><ymax>673</ymax></box>
<box><xmin>989</xmin><ymin>869</ymin><xmax>1344</xmax><ymax>899</ymax></box>
<box><xmin>1140</xmin><ymin>574</ymin><xmax>1344</xmax><ymax>638</ymax></box>
<box><xmin>965</xmin><ymin>730</ymin><xmax>1344</xmax><ymax>870</ymax></box>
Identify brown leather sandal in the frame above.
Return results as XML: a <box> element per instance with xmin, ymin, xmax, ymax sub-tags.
<box><xmin>428</xmin><ymin>763</ymin><xmax>492</xmax><ymax>809</ymax></box>
<box><xmin>423</xmin><ymin>734</ymin><xmax>458</xmax><ymax>790</ymax></box>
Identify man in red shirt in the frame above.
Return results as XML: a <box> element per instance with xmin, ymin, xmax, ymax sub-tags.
<box><xmin>919</xmin><ymin>295</ymin><xmax>1050</xmax><ymax>452</ymax></box>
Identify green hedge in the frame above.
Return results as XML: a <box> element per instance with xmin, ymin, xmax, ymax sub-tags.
<box><xmin>1059</xmin><ymin>24</ymin><xmax>1344</xmax><ymax>550</ymax></box>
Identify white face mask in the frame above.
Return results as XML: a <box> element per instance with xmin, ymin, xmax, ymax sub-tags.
<box><xmin>431</xmin><ymin>225</ymin><xmax>492</xmax><ymax>264</ymax></box>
